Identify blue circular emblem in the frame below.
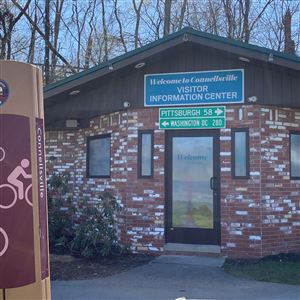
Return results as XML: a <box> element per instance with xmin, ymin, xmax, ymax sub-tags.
<box><xmin>0</xmin><ymin>80</ymin><xmax>9</xmax><ymax>106</ymax></box>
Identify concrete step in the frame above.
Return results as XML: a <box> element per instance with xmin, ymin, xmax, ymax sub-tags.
<box><xmin>164</xmin><ymin>243</ymin><xmax>221</xmax><ymax>256</ymax></box>
<box><xmin>153</xmin><ymin>254</ymin><xmax>225</xmax><ymax>267</ymax></box>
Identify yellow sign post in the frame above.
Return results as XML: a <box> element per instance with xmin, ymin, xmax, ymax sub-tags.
<box><xmin>0</xmin><ymin>61</ymin><xmax>51</xmax><ymax>299</ymax></box>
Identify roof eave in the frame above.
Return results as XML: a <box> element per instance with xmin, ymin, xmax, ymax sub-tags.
<box><xmin>44</xmin><ymin>27</ymin><xmax>300</xmax><ymax>99</ymax></box>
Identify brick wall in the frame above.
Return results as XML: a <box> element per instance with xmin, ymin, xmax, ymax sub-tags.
<box><xmin>46</xmin><ymin>105</ymin><xmax>300</xmax><ymax>258</ymax></box>
<box><xmin>220</xmin><ymin>106</ymin><xmax>300</xmax><ymax>258</ymax></box>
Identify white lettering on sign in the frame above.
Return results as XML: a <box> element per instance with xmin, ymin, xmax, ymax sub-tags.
<box><xmin>36</xmin><ymin>126</ymin><xmax>45</xmax><ymax>200</ymax></box>
<box><xmin>177</xmin><ymin>85</ymin><xmax>208</xmax><ymax>93</ymax></box>
<box><xmin>150</xmin><ymin>92</ymin><xmax>237</xmax><ymax>103</ymax></box>
<box><xmin>149</xmin><ymin>74</ymin><xmax>238</xmax><ymax>86</ymax></box>
<box><xmin>145</xmin><ymin>69</ymin><xmax>244</xmax><ymax>107</ymax></box>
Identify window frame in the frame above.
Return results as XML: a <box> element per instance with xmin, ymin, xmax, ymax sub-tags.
<box><xmin>138</xmin><ymin>130</ymin><xmax>154</xmax><ymax>179</ymax></box>
<box><xmin>290</xmin><ymin>130</ymin><xmax>300</xmax><ymax>180</ymax></box>
<box><xmin>231</xmin><ymin>128</ymin><xmax>250</xmax><ymax>179</ymax></box>
<box><xmin>86</xmin><ymin>134</ymin><xmax>111</xmax><ymax>178</ymax></box>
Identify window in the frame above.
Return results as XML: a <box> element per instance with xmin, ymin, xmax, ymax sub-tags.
<box><xmin>232</xmin><ymin>129</ymin><xmax>249</xmax><ymax>178</ymax></box>
<box><xmin>290</xmin><ymin>131</ymin><xmax>300</xmax><ymax>179</ymax></box>
<box><xmin>138</xmin><ymin>130</ymin><xmax>153</xmax><ymax>178</ymax></box>
<box><xmin>87</xmin><ymin>134</ymin><xmax>111</xmax><ymax>178</ymax></box>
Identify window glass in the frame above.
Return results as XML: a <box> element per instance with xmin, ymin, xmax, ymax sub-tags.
<box><xmin>138</xmin><ymin>131</ymin><xmax>153</xmax><ymax>177</ymax></box>
<box><xmin>141</xmin><ymin>133</ymin><xmax>152</xmax><ymax>176</ymax></box>
<box><xmin>234</xmin><ymin>131</ymin><xmax>247</xmax><ymax>177</ymax></box>
<box><xmin>291</xmin><ymin>133</ymin><xmax>300</xmax><ymax>178</ymax></box>
<box><xmin>88</xmin><ymin>135</ymin><xmax>110</xmax><ymax>177</ymax></box>
<box><xmin>172</xmin><ymin>136</ymin><xmax>213</xmax><ymax>229</ymax></box>
<box><xmin>232</xmin><ymin>129</ymin><xmax>249</xmax><ymax>178</ymax></box>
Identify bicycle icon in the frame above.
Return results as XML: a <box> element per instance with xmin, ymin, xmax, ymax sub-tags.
<box><xmin>0</xmin><ymin>147</ymin><xmax>4</xmax><ymax>162</ymax></box>
<box><xmin>0</xmin><ymin>183</ymin><xmax>32</xmax><ymax>209</ymax></box>
<box><xmin>0</xmin><ymin>147</ymin><xmax>33</xmax><ymax>209</ymax></box>
<box><xmin>0</xmin><ymin>227</ymin><xmax>9</xmax><ymax>257</ymax></box>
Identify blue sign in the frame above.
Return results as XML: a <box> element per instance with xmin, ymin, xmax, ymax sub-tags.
<box><xmin>144</xmin><ymin>69</ymin><xmax>244</xmax><ymax>107</ymax></box>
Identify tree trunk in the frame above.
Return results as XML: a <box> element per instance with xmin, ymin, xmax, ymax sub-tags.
<box><xmin>132</xmin><ymin>0</ymin><xmax>144</xmax><ymax>49</ymax></box>
<box><xmin>101</xmin><ymin>0</ymin><xmax>109</xmax><ymax>60</ymax></box>
<box><xmin>178</xmin><ymin>0</ymin><xmax>187</xmax><ymax>30</ymax></box>
<box><xmin>163</xmin><ymin>0</ymin><xmax>172</xmax><ymax>36</ymax></box>
<box><xmin>27</xmin><ymin>5</ymin><xmax>37</xmax><ymax>64</ymax></box>
<box><xmin>114</xmin><ymin>0</ymin><xmax>127</xmax><ymax>52</ymax></box>
<box><xmin>44</xmin><ymin>0</ymin><xmax>50</xmax><ymax>84</ymax></box>
<box><xmin>283</xmin><ymin>8</ymin><xmax>295</xmax><ymax>54</ymax></box>
<box><xmin>12</xmin><ymin>0</ymin><xmax>76</xmax><ymax>73</ymax></box>
<box><xmin>222</xmin><ymin>0</ymin><xmax>234</xmax><ymax>39</ymax></box>
<box><xmin>50</xmin><ymin>0</ymin><xmax>65</xmax><ymax>82</ymax></box>
<box><xmin>241</xmin><ymin>0</ymin><xmax>250</xmax><ymax>43</ymax></box>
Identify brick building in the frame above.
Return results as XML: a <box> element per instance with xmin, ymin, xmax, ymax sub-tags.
<box><xmin>44</xmin><ymin>28</ymin><xmax>300</xmax><ymax>258</ymax></box>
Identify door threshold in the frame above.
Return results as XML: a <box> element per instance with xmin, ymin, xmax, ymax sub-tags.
<box><xmin>164</xmin><ymin>243</ymin><xmax>221</xmax><ymax>255</ymax></box>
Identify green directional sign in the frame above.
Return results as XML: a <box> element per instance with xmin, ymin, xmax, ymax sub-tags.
<box><xmin>159</xmin><ymin>106</ymin><xmax>226</xmax><ymax>130</ymax></box>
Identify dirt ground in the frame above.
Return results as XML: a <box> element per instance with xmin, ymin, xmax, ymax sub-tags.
<box><xmin>50</xmin><ymin>254</ymin><xmax>155</xmax><ymax>281</ymax></box>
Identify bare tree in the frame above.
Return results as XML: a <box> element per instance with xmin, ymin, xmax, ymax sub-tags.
<box><xmin>132</xmin><ymin>0</ymin><xmax>144</xmax><ymax>49</ymax></box>
<box><xmin>258</xmin><ymin>0</ymin><xmax>299</xmax><ymax>53</ymax></box>
<box><xmin>208</xmin><ymin>0</ymin><xmax>220</xmax><ymax>34</ymax></box>
<box><xmin>241</xmin><ymin>0</ymin><xmax>273</xmax><ymax>43</ymax></box>
<box><xmin>71</xmin><ymin>0</ymin><xmax>90</xmax><ymax>69</ymax></box>
<box><xmin>113</xmin><ymin>0</ymin><xmax>127</xmax><ymax>53</ymax></box>
<box><xmin>50</xmin><ymin>0</ymin><xmax>65</xmax><ymax>82</ymax></box>
<box><xmin>84</xmin><ymin>0</ymin><xmax>96</xmax><ymax>69</ymax></box>
<box><xmin>44</xmin><ymin>0</ymin><xmax>50</xmax><ymax>83</ymax></box>
<box><xmin>240</xmin><ymin>0</ymin><xmax>250</xmax><ymax>42</ymax></box>
<box><xmin>283</xmin><ymin>8</ymin><xmax>295</xmax><ymax>54</ymax></box>
<box><xmin>222</xmin><ymin>0</ymin><xmax>237</xmax><ymax>39</ymax></box>
<box><xmin>6</xmin><ymin>0</ymin><xmax>299</xmax><ymax>85</ymax></box>
<box><xmin>12</xmin><ymin>0</ymin><xmax>76</xmax><ymax>73</ymax></box>
<box><xmin>27</xmin><ymin>1</ymin><xmax>38</xmax><ymax>64</ymax></box>
<box><xmin>178</xmin><ymin>0</ymin><xmax>188</xmax><ymax>30</ymax></box>
<box><xmin>101</xmin><ymin>0</ymin><xmax>109</xmax><ymax>60</ymax></box>
<box><xmin>0</xmin><ymin>0</ymin><xmax>31</xmax><ymax>59</ymax></box>
<box><xmin>140</xmin><ymin>0</ymin><xmax>163</xmax><ymax>42</ymax></box>
<box><xmin>163</xmin><ymin>0</ymin><xmax>172</xmax><ymax>36</ymax></box>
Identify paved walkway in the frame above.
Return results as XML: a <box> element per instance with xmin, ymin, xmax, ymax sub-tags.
<box><xmin>51</xmin><ymin>255</ymin><xmax>300</xmax><ymax>300</ymax></box>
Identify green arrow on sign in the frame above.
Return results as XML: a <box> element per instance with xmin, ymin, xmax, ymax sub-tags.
<box><xmin>159</xmin><ymin>106</ymin><xmax>226</xmax><ymax>130</ymax></box>
<box><xmin>214</xmin><ymin>107</ymin><xmax>223</xmax><ymax>116</ymax></box>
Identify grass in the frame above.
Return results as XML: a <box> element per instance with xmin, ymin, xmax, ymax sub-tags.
<box><xmin>223</xmin><ymin>254</ymin><xmax>300</xmax><ymax>285</ymax></box>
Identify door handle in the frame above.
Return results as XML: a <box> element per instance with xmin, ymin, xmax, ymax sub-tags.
<box><xmin>210</xmin><ymin>177</ymin><xmax>218</xmax><ymax>191</ymax></box>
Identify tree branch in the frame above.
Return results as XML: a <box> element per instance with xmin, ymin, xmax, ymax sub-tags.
<box><xmin>12</xmin><ymin>0</ymin><xmax>76</xmax><ymax>74</ymax></box>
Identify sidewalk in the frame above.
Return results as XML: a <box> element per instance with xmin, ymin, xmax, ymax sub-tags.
<box><xmin>51</xmin><ymin>255</ymin><xmax>300</xmax><ymax>300</ymax></box>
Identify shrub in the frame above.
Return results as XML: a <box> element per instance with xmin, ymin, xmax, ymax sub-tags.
<box><xmin>48</xmin><ymin>172</ymin><xmax>122</xmax><ymax>257</ymax></box>
<box><xmin>70</xmin><ymin>191</ymin><xmax>121</xmax><ymax>258</ymax></box>
<box><xmin>47</xmin><ymin>173</ymin><xmax>75</xmax><ymax>254</ymax></box>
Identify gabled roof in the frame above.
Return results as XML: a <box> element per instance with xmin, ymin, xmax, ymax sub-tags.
<box><xmin>44</xmin><ymin>27</ymin><xmax>299</xmax><ymax>99</ymax></box>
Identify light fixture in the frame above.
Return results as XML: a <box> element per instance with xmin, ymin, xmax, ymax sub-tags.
<box><xmin>268</xmin><ymin>53</ymin><xmax>274</xmax><ymax>62</ymax></box>
<box><xmin>69</xmin><ymin>90</ymin><xmax>80</xmax><ymax>96</ymax></box>
<box><xmin>183</xmin><ymin>33</ymin><xmax>189</xmax><ymax>42</ymax></box>
<box><xmin>248</xmin><ymin>96</ymin><xmax>258</xmax><ymax>103</ymax></box>
<box><xmin>238</xmin><ymin>56</ymin><xmax>250</xmax><ymax>63</ymax></box>
<box><xmin>134</xmin><ymin>62</ymin><xmax>146</xmax><ymax>69</ymax></box>
<box><xmin>123</xmin><ymin>101</ymin><xmax>131</xmax><ymax>108</ymax></box>
<box><xmin>66</xmin><ymin>119</ymin><xmax>79</xmax><ymax>128</ymax></box>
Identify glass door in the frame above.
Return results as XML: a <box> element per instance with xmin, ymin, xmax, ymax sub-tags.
<box><xmin>166</xmin><ymin>130</ymin><xmax>220</xmax><ymax>245</ymax></box>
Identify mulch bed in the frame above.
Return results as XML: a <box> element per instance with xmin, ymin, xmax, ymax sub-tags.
<box><xmin>50</xmin><ymin>254</ymin><xmax>155</xmax><ymax>281</ymax></box>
